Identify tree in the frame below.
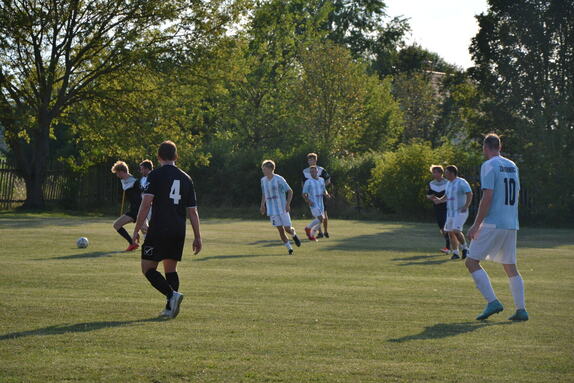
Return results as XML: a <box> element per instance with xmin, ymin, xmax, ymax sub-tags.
<box><xmin>0</xmin><ymin>0</ymin><xmax>243</xmax><ymax>208</ymax></box>
<box><xmin>469</xmin><ymin>0</ymin><xmax>574</xmax><ymax>218</ymax></box>
<box><xmin>392</xmin><ymin>72</ymin><xmax>440</xmax><ymax>144</ymax></box>
<box><xmin>394</xmin><ymin>44</ymin><xmax>460</xmax><ymax>74</ymax></box>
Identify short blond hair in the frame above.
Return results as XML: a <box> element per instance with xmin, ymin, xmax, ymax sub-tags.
<box><xmin>111</xmin><ymin>161</ymin><xmax>129</xmax><ymax>174</ymax></box>
<box><xmin>429</xmin><ymin>164</ymin><xmax>444</xmax><ymax>174</ymax></box>
<box><xmin>307</xmin><ymin>152</ymin><xmax>318</xmax><ymax>160</ymax></box>
<box><xmin>261</xmin><ymin>160</ymin><xmax>276</xmax><ymax>170</ymax></box>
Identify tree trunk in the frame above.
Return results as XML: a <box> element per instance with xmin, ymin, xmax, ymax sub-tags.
<box><xmin>22</xmin><ymin>167</ymin><xmax>46</xmax><ymax>209</ymax></box>
<box><xmin>21</xmin><ymin>110</ymin><xmax>52</xmax><ymax>209</ymax></box>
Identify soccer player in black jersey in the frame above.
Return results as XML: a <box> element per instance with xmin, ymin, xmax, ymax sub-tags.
<box><xmin>132</xmin><ymin>141</ymin><xmax>202</xmax><ymax>319</ymax></box>
<box><xmin>111</xmin><ymin>161</ymin><xmax>143</xmax><ymax>252</ymax></box>
<box><xmin>426</xmin><ymin>165</ymin><xmax>450</xmax><ymax>254</ymax></box>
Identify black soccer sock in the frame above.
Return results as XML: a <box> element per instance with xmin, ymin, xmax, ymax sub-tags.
<box><xmin>165</xmin><ymin>272</ymin><xmax>179</xmax><ymax>292</ymax></box>
<box><xmin>164</xmin><ymin>272</ymin><xmax>179</xmax><ymax>310</ymax></box>
<box><xmin>444</xmin><ymin>233</ymin><xmax>450</xmax><ymax>249</ymax></box>
<box><xmin>116</xmin><ymin>227</ymin><xmax>132</xmax><ymax>245</ymax></box>
<box><xmin>144</xmin><ymin>269</ymin><xmax>174</xmax><ymax>298</ymax></box>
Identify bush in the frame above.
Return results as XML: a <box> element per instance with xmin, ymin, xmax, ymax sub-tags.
<box><xmin>368</xmin><ymin>141</ymin><xmax>482</xmax><ymax>215</ymax></box>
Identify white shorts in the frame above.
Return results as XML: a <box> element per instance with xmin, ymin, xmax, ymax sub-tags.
<box><xmin>468</xmin><ymin>224</ymin><xmax>517</xmax><ymax>264</ymax></box>
<box><xmin>444</xmin><ymin>212</ymin><xmax>469</xmax><ymax>232</ymax></box>
<box><xmin>310</xmin><ymin>207</ymin><xmax>324</xmax><ymax>218</ymax></box>
<box><xmin>269</xmin><ymin>212</ymin><xmax>292</xmax><ymax>227</ymax></box>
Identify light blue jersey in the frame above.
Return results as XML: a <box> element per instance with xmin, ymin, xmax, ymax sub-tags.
<box><xmin>261</xmin><ymin>174</ymin><xmax>291</xmax><ymax>216</ymax></box>
<box><xmin>481</xmin><ymin>156</ymin><xmax>520</xmax><ymax>230</ymax></box>
<box><xmin>446</xmin><ymin>177</ymin><xmax>472</xmax><ymax>217</ymax></box>
<box><xmin>303</xmin><ymin>177</ymin><xmax>326</xmax><ymax>212</ymax></box>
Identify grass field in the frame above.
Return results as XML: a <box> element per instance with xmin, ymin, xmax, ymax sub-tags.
<box><xmin>0</xmin><ymin>214</ymin><xmax>573</xmax><ymax>383</ymax></box>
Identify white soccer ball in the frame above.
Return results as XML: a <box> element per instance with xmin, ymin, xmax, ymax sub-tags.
<box><xmin>76</xmin><ymin>237</ymin><xmax>89</xmax><ymax>249</ymax></box>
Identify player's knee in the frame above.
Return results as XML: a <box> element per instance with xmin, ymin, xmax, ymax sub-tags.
<box><xmin>113</xmin><ymin>222</ymin><xmax>121</xmax><ymax>230</ymax></box>
<box><xmin>465</xmin><ymin>257</ymin><xmax>479</xmax><ymax>271</ymax></box>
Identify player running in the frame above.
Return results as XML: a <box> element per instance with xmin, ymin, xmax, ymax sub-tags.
<box><xmin>260</xmin><ymin>160</ymin><xmax>301</xmax><ymax>255</ymax></box>
<box><xmin>138</xmin><ymin>159</ymin><xmax>153</xmax><ymax>234</ymax></box>
<box><xmin>302</xmin><ymin>153</ymin><xmax>332</xmax><ymax>238</ymax></box>
<box><xmin>426</xmin><ymin>165</ymin><xmax>450</xmax><ymax>254</ymax></box>
<box><xmin>435</xmin><ymin>165</ymin><xmax>473</xmax><ymax>260</ymax></box>
<box><xmin>466</xmin><ymin>133</ymin><xmax>528</xmax><ymax>321</ymax></box>
<box><xmin>111</xmin><ymin>160</ymin><xmax>143</xmax><ymax>252</ymax></box>
<box><xmin>303</xmin><ymin>166</ymin><xmax>330</xmax><ymax>241</ymax></box>
<box><xmin>132</xmin><ymin>141</ymin><xmax>202</xmax><ymax>319</ymax></box>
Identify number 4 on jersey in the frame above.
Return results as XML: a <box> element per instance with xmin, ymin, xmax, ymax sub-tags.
<box><xmin>170</xmin><ymin>180</ymin><xmax>181</xmax><ymax>205</ymax></box>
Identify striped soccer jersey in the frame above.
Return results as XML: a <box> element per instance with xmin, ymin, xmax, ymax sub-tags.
<box><xmin>445</xmin><ymin>177</ymin><xmax>472</xmax><ymax>217</ymax></box>
<box><xmin>303</xmin><ymin>177</ymin><xmax>326</xmax><ymax>212</ymax></box>
<box><xmin>261</xmin><ymin>174</ymin><xmax>292</xmax><ymax>216</ymax></box>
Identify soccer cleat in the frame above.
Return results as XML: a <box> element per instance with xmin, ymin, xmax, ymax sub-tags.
<box><xmin>316</xmin><ymin>232</ymin><xmax>324</xmax><ymax>239</ymax></box>
<box><xmin>159</xmin><ymin>309</ymin><xmax>171</xmax><ymax>317</ymax></box>
<box><xmin>440</xmin><ymin>248</ymin><xmax>450</xmax><ymax>254</ymax></box>
<box><xmin>125</xmin><ymin>243</ymin><xmax>139</xmax><ymax>252</ymax></box>
<box><xmin>288</xmin><ymin>249</ymin><xmax>294</xmax><ymax>255</ymax></box>
<box><xmin>508</xmin><ymin>309</ymin><xmax>529</xmax><ymax>321</ymax></box>
<box><xmin>476</xmin><ymin>299</ymin><xmax>504</xmax><ymax>320</ymax></box>
<box><xmin>293</xmin><ymin>235</ymin><xmax>301</xmax><ymax>247</ymax></box>
<box><xmin>324</xmin><ymin>232</ymin><xmax>330</xmax><ymax>238</ymax></box>
<box><xmin>305</xmin><ymin>227</ymin><xmax>315</xmax><ymax>240</ymax></box>
<box><xmin>462</xmin><ymin>248</ymin><xmax>468</xmax><ymax>259</ymax></box>
<box><xmin>168</xmin><ymin>291</ymin><xmax>184</xmax><ymax>319</ymax></box>
<box><xmin>450</xmin><ymin>253</ymin><xmax>460</xmax><ymax>260</ymax></box>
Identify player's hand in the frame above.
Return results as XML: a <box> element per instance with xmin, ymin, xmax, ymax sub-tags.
<box><xmin>308</xmin><ymin>201</ymin><xmax>314</xmax><ymax>207</ymax></box>
<box><xmin>132</xmin><ymin>231</ymin><xmax>140</xmax><ymax>245</ymax></box>
<box><xmin>285</xmin><ymin>205</ymin><xmax>291</xmax><ymax>213</ymax></box>
<box><xmin>468</xmin><ymin>224</ymin><xmax>480</xmax><ymax>240</ymax></box>
<box><xmin>259</xmin><ymin>205</ymin><xmax>266</xmax><ymax>215</ymax></box>
<box><xmin>460</xmin><ymin>207</ymin><xmax>468</xmax><ymax>213</ymax></box>
<box><xmin>325</xmin><ymin>193</ymin><xmax>331</xmax><ymax>199</ymax></box>
<box><xmin>193</xmin><ymin>237</ymin><xmax>202</xmax><ymax>255</ymax></box>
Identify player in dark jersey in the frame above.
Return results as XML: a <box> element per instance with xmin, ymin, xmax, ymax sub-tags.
<box><xmin>132</xmin><ymin>141</ymin><xmax>202</xmax><ymax>319</ymax></box>
<box><xmin>302</xmin><ymin>153</ymin><xmax>332</xmax><ymax>238</ymax></box>
<box><xmin>426</xmin><ymin>165</ymin><xmax>450</xmax><ymax>254</ymax></box>
<box><xmin>111</xmin><ymin>160</ymin><xmax>143</xmax><ymax>252</ymax></box>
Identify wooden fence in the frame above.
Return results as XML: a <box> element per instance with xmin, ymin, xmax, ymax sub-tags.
<box><xmin>0</xmin><ymin>159</ymin><xmax>123</xmax><ymax>210</ymax></box>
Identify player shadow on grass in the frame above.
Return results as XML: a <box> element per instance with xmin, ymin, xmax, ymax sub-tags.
<box><xmin>391</xmin><ymin>254</ymin><xmax>452</xmax><ymax>266</ymax></box>
<box><xmin>37</xmin><ymin>251</ymin><xmax>124</xmax><ymax>260</ymax></box>
<box><xmin>388</xmin><ymin>321</ymin><xmax>513</xmax><ymax>343</ymax></box>
<box><xmin>193</xmin><ymin>253</ymin><xmax>285</xmax><ymax>262</ymax></box>
<box><xmin>0</xmin><ymin>317</ymin><xmax>168</xmax><ymax>341</ymax></box>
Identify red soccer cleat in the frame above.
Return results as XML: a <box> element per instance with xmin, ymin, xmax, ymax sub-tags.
<box><xmin>304</xmin><ymin>227</ymin><xmax>317</xmax><ymax>241</ymax></box>
<box><xmin>125</xmin><ymin>243</ymin><xmax>139</xmax><ymax>252</ymax></box>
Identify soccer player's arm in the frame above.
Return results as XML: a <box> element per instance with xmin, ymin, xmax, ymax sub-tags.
<box><xmin>284</xmin><ymin>180</ymin><xmax>293</xmax><ymax>213</ymax></box>
<box><xmin>426</xmin><ymin>184</ymin><xmax>436</xmax><ymax>200</ymax></box>
<box><xmin>462</xmin><ymin>182</ymin><xmax>473</xmax><ymax>212</ymax></box>
<box><xmin>260</xmin><ymin>181</ymin><xmax>266</xmax><ymax>215</ymax></box>
<box><xmin>186</xmin><ymin>179</ymin><xmax>202</xmax><ymax>255</ymax></box>
<box><xmin>322</xmin><ymin>168</ymin><xmax>332</xmax><ymax>187</ymax></box>
<box><xmin>302</xmin><ymin>182</ymin><xmax>312</xmax><ymax>206</ymax></box>
<box><xmin>133</xmin><ymin>175</ymin><xmax>155</xmax><ymax>244</ymax></box>
<box><xmin>468</xmin><ymin>165</ymin><xmax>495</xmax><ymax>240</ymax></box>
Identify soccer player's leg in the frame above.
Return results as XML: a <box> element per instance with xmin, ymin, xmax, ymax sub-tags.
<box><xmin>113</xmin><ymin>214</ymin><xmax>138</xmax><ymax>251</ymax></box>
<box><xmin>322</xmin><ymin>210</ymin><xmax>329</xmax><ymax>238</ymax></box>
<box><xmin>281</xmin><ymin>213</ymin><xmax>301</xmax><ymax>248</ymax></box>
<box><xmin>466</xmin><ymin>228</ymin><xmax>505</xmax><ymax>320</ymax></box>
<box><xmin>500</xmin><ymin>231</ymin><xmax>528</xmax><ymax>321</ymax></box>
<box><xmin>445</xmin><ymin>218</ymin><xmax>459</xmax><ymax>259</ymax></box>
<box><xmin>161</xmin><ymin>259</ymin><xmax>180</xmax><ymax>317</ymax></box>
<box><xmin>277</xmin><ymin>226</ymin><xmax>293</xmax><ymax>254</ymax></box>
<box><xmin>437</xmin><ymin>211</ymin><xmax>449</xmax><ymax>253</ymax></box>
<box><xmin>141</xmin><ymin>239</ymin><xmax>179</xmax><ymax>318</ymax></box>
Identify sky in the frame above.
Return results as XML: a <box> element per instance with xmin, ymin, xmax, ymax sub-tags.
<box><xmin>385</xmin><ymin>0</ymin><xmax>489</xmax><ymax>69</ymax></box>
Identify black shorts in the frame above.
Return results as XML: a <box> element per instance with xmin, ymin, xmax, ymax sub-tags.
<box><xmin>435</xmin><ymin>208</ymin><xmax>447</xmax><ymax>229</ymax></box>
<box><xmin>141</xmin><ymin>236</ymin><xmax>185</xmax><ymax>262</ymax></box>
<box><xmin>125</xmin><ymin>210</ymin><xmax>138</xmax><ymax>221</ymax></box>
